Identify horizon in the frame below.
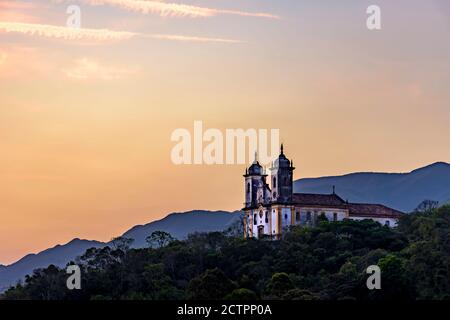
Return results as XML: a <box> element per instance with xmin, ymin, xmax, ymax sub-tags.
<box><xmin>2</xmin><ymin>0</ymin><xmax>450</xmax><ymax>265</ymax></box>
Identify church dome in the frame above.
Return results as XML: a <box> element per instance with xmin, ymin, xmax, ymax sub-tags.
<box><xmin>248</xmin><ymin>161</ymin><xmax>263</xmax><ymax>175</ymax></box>
<box><xmin>273</xmin><ymin>144</ymin><xmax>291</xmax><ymax>168</ymax></box>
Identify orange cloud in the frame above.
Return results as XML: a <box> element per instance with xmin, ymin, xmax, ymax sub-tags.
<box><xmin>0</xmin><ymin>1</ymin><xmax>37</xmax><ymax>10</ymax></box>
<box><xmin>0</xmin><ymin>21</ymin><xmax>243</xmax><ymax>44</ymax></box>
<box><xmin>0</xmin><ymin>22</ymin><xmax>137</xmax><ymax>41</ymax></box>
<box><xmin>61</xmin><ymin>0</ymin><xmax>280</xmax><ymax>19</ymax></box>
<box><xmin>148</xmin><ymin>34</ymin><xmax>244</xmax><ymax>43</ymax></box>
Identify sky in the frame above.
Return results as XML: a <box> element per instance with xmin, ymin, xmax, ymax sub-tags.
<box><xmin>1</xmin><ymin>0</ymin><xmax>450</xmax><ymax>265</ymax></box>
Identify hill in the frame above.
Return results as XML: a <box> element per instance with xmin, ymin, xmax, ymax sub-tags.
<box><xmin>294</xmin><ymin>162</ymin><xmax>450</xmax><ymax>212</ymax></box>
<box><xmin>121</xmin><ymin>210</ymin><xmax>240</xmax><ymax>248</ymax></box>
<box><xmin>0</xmin><ymin>210</ymin><xmax>239</xmax><ymax>292</ymax></box>
<box><xmin>1</xmin><ymin>161</ymin><xmax>449</xmax><ymax>293</ymax></box>
<box><xmin>0</xmin><ymin>239</ymin><xmax>104</xmax><ymax>292</ymax></box>
<box><xmin>3</xmin><ymin>206</ymin><xmax>450</xmax><ymax>300</ymax></box>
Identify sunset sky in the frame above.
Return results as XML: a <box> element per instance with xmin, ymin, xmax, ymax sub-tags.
<box><xmin>1</xmin><ymin>0</ymin><xmax>450</xmax><ymax>265</ymax></box>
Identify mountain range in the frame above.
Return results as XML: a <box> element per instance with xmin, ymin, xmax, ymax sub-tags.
<box><xmin>294</xmin><ymin>162</ymin><xmax>450</xmax><ymax>212</ymax></box>
<box><xmin>122</xmin><ymin>210</ymin><xmax>241</xmax><ymax>248</ymax></box>
<box><xmin>1</xmin><ymin>162</ymin><xmax>449</xmax><ymax>293</ymax></box>
<box><xmin>0</xmin><ymin>210</ymin><xmax>239</xmax><ymax>292</ymax></box>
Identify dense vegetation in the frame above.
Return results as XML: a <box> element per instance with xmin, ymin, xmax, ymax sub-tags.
<box><xmin>2</xmin><ymin>206</ymin><xmax>450</xmax><ymax>300</ymax></box>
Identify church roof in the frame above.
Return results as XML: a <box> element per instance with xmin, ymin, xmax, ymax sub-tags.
<box><xmin>293</xmin><ymin>193</ymin><xmax>346</xmax><ymax>207</ymax></box>
<box><xmin>348</xmin><ymin>203</ymin><xmax>403</xmax><ymax>219</ymax></box>
<box><xmin>247</xmin><ymin>161</ymin><xmax>263</xmax><ymax>175</ymax></box>
<box><xmin>292</xmin><ymin>193</ymin><xmax>404</xmax><ymax>218</ymax></box>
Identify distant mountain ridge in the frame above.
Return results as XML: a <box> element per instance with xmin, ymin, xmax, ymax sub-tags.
<box><xmin>122</xmin><ymin>210</ymin><xmax>240</xmax><ymax>248</ymax></box>
<box><xmin>0</xmin><ymin>210</ymin><xmax>239</xmax><ymax>292</ymax></box>
<box><xmin>294</xmin><ymin>162</ymin><xmax>450</xmax><ymax>212</ymax></box>
<box><xmin>0</xmin><ymin>239</ymin><xmax>104</xmax><ymax>293</ymax></box>
<box><xmin>1</xmin><ymin>162</ymin><xmax>449</xmax><ymax>293</ymax></box>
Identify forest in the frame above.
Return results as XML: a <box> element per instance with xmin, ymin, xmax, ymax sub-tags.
<box><xmin>2</xmin><ymin>205</ymin><xmax>450</xmax><ymax>300</ymax></box>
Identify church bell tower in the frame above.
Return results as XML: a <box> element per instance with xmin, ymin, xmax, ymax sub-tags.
<box><xmin>270</xmin><ymin>144</ymin><xmax>295</xmax><ymax>204</ymax></box>
<box><xmin>243</xmin><ymin>153</ymin><xmax>267</xmax><ymax>209</ymax></box>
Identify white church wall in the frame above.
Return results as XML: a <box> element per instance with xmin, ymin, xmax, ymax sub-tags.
<box><xmin>298</xmin><ymin>207</ymin><xmax>347</xmax><ymax>225</ymax></box>
<box><xmin>251</xmin><ymin>209</ymin><xmax>258</xmax><ymax>237</ymax></box>
<box><xmin>251</xmin><ymin>209</ymin><xmax>272</xmax><ymax>238</ymax></box>
<box><xmin>263</xmin><ymin>210</ymin><xmax>270</xmax><ymax>235</ymax></box>
<box><xmin>281</xmin><ymin>207</ymin><xmax>291</xmax><ymax>228</ymax></box>
<box><xmin>271</xmin><ymin>209</ymin><xmax>277</xmax><ymax>236</ymax></box>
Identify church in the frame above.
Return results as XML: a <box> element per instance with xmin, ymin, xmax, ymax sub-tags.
<box><xmin>242</xmin><ymin>145</ymin><xmax>404</xmax><ymax>239</ymax></box>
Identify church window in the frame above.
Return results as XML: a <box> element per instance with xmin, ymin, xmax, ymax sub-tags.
<box><xmin>284</xmin><ymin>214</ymin><xmax>288</xmax><ymax>220</ymax></box>
<box><xmin>247</xmin><ymin>183</ymin><xmax>250</xmax><ymax>194</ymax></box>
<box><xmin>254</xmin><ymin>214</ymin><xmax>257</xmax><ymax>224</ymax></box>
<box><xmin>273</xmin><ymin>177</ymin><xmax>276</xmax><ymax>188</ymax></box>
<box><xmin>265</xmin><ymin>212</ymin><xmax>269</xmax><ymax>223</ymax></box>
<box><xmin>296</xmin><ymin>212</ymin><xmax>300</xmax><ymax>221</ymax></box>
<box><xmin>273</xmin><ymin>191</ymin><xmax>277</xmax><ymax>198</ymax></box>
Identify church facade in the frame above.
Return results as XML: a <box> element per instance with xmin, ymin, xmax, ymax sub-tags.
<box><xmin>242</xmin><ymin>145</ymin><xmax>404</xmax><ymax>239</ymax></box>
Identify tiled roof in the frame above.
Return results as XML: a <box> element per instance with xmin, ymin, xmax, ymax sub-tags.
<box><xmin>348</xmin><ymin>203</ymin><xmax>403</xmax><ymax>219</ymax></box>
<box><xmin>293</xmin><ymin>193</ymin><xmax>346</xmax><ymax>207</ymax></box>
<box><xmin>293</xmin><ymin>193</ymin><xmax>404</xmax><ymax>218</ymax></box>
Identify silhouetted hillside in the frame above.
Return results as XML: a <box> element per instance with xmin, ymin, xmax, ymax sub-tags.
<box><xmin>0</xmin><ymin>210</ymin><xmax>239</xmax><ymax>292</ymax></box>
<box><xmin>4</xmin><ymin>206</ymin><xmax>450</xmax><ymax>300</ymax></box>
<box><xmin>121</xmin><ymin>210</ymin><xmax>240</xmax><ymax>248</ymax></box>
<box><xmin>0</xmin><ymin>239</ymin><xmax>104</xmax><ymax>292</ymax></box>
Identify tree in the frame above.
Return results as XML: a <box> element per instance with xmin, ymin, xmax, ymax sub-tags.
<box><xmin>414</xmin><ymin>200</ymin><xmax>439</xmax><ymax>213</ymax></box>
<box><xmin>187</xmin><ymin>268</ymin><xmax>236</xmax><ymax>300</ymax></box>
<box><xmin>373</xmin><ymin>254</ymin><xmax>411</xmax><ymax>300</ymax></box>
<box><xmin>224</xmin><ymin>212</ymin><xmax>245</xmax><ymax>238</ymax></box>
<box><xmin>282</xmin><ymin>289</ymin><xmax>320</xmax><ymax>300</ymax></box>
<box><xmin>146</xmin><ymin>231</ymin><xmax>175</xmax><ymax>248</ymax></box>
<box><xmin>224</xmin><ymin>288</ymin><xmax>258</xmax><ymax>300</ymax></box>
<box><xmin>265</xmin><ymin>272</ymin><xmax>294</xmax><ymax>298</ymax></box>
<box><xmin>143</xmin><ymin>263</ymin><xmax>184</xmax><ymax>300</ymax></box>
<box><xmin>110</xmin><ymin>237</ymin><xmax>134</xmax><ymax>251</ymax></box>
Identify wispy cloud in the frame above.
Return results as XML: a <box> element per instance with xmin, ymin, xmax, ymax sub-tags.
<box><xmin>60</xmin><ymin>0</ymin><xmax>279</xmax><ymax>19</ymax></box>
<box><xmin>0</xmin><ymin>21</ymin><xmax>243</xmax><ymax>43</ymax></box>
<box><xmin>0</xmin><ymin>1</ymin><xmax>37</xmax><ymax>10</ymax></box>
<box><xmin>149</xmin><ymin>34</ymin><xmax>244</xmax><ymax>43</ymax></box>
<box><xmin>0</xmin><ymin>22</ymin><xmax>137</xmax><ymax>41</ymax></box>
<box><xmin>62</xmin><ymin>58</ymin><xmax>135</xmax><ymax>80</ymax></box>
